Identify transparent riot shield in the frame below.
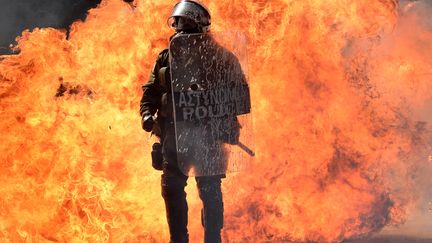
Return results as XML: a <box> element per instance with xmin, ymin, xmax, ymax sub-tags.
<box><xmin>169</xmin><ymin>32</ymin><xmax>254</xmax><ymax>176</ymax></box>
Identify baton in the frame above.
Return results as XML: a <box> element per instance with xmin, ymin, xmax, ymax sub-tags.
<box><xmin>237</xmin><ymin>142</ymin><xmax>255</xmax><ymax>157</ymax></box>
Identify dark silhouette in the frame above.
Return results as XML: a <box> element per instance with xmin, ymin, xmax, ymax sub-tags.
<box><xmin>0</xmin><ymin>0</ymin><xmax>102</xmax><ymax>54</ymax></box>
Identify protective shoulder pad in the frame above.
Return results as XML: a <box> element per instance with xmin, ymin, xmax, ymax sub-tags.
<box><xmin>158</xmin><ymin>48</ymin><xmax>169</xmax><ymax>68</ymax></box>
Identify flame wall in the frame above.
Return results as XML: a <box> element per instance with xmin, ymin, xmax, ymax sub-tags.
<box><xmin>0</xmin><ymin>0</ymin><xmax>431</xmax><ymax>242</ymax></box>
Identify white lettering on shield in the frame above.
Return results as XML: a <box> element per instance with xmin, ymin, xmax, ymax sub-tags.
<box><xmin>178</xmin><ymin>85</ymin><xmax>249</xmax><ymax>120</ymax></box>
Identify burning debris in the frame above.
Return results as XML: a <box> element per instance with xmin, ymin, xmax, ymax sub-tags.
<box><xmin>55</xmin><ymin>77</ymin><xmax>94</xmax><ymax>98</ymax></box>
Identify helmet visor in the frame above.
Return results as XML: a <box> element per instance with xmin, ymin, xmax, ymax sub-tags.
<box><xmin>167</xmin><ymin>1</ymin><xmax>210</xmax><ymax>28</ymax></box>
<box><xmin>169</xmin><ymin>16</ymin><xmax>199</xmax><ymax>32</ymax></box>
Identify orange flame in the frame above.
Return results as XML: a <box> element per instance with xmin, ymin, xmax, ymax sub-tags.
<box><xmin>1</xmin><ymin>0</ymin><xmax>432</xmax><ymax>242</ymax></box>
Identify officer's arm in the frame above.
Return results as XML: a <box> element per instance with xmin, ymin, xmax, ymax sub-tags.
<box><xmin>241</xmin><ymin>72</ymin><xmax>251</xmax><ymax>114</ymax></box>
<box><xmin>140</xmin><ymin>55</ymin><xmax>163</xmax><ymax>119</ymax></box>
<box><xmin>234</xmin><ymin>57</ymin><xmax>251</xmax><ymax>115</ymax></box>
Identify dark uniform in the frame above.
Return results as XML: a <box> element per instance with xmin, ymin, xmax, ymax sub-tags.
<box><xmin>140</xmin><ymin>46</ymin><xmax>225</xmax><ymax>243</ymax></box>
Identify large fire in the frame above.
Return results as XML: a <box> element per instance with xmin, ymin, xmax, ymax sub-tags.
<box><xmin>1</xmin><ymin>0</ymin><xmax>431</xmax><ymax>242</ymax></box>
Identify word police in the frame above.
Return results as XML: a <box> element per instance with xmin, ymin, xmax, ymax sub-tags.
<box><xmin>174</xmin><ymin>85</ymin><xmax>249</xmax><ymax>121</ymax></box>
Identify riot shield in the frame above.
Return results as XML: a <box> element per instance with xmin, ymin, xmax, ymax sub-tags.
<box><xmin>169</xmin><ymin>32</ymin><xmax>254</xmax><ymax>176</ymax></box>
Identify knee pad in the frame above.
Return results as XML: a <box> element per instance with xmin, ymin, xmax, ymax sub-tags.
<box><xmin>196</xmin><ymin>176</ymin><xmax>223</xmax><ymax>203</ymax></box>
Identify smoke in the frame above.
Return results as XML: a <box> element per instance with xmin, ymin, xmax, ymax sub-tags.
<box><xmin>341</xmin><ymin>0</ymin><xmax>432</xmax><ymax>238</ymax></box>
<box><xmin>0</xmin><ymin>0</ymin><xmax>101</xmax><ymax>54</ymax></box>
<box><xmin>376</xmin><ymin>0</ymin><xmax>432</xmax><ymax>238</ymax></box>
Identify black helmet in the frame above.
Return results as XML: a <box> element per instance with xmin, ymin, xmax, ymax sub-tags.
<box><xmin>168</xmin><ymin>0</ymin><xmax>211</xmax><ymax>33</ymax></box>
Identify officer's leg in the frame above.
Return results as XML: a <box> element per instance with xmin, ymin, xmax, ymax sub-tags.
<box><xmin>196</xmin><ymin>176</ymin><xmax>224</xmax><ymax>243</ymax></box>
<box><xmin>161</xmin><ymin>123</ymin><xmax>189</xmax><ymax>243</ymax></box>
<box><xmin>161</xmin><ymin>167</ymin><xmax>189</xmax><ymax>243</ymax></box>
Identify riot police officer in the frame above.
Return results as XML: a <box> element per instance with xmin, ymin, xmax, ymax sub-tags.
<box><xmin>140</xmin><ymin>1</ymin><xmax>225</xmax><ymax>242</ymax></box>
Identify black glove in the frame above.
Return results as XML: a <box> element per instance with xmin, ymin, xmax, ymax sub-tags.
<box><xmin>141</xmin><ymin>114</ymin><xmax>154</xmax><ymax>132</ymax></box>
<box><xmin>219</xmin><ymin>117</ymin><xmax>241</xmax><ymax>145</ymax></box>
